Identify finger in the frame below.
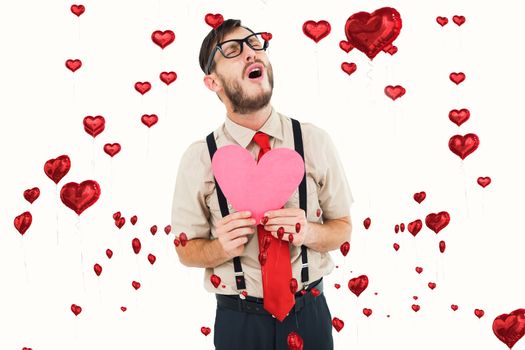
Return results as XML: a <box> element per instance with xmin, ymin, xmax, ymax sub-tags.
<box><xmin>228</xmin><ymin>226</ymin><xmax>255</xmax><ymax>240</ymax></box>
<box><xmin>265</xmin><ymin>217</ymin><xmax>299</xmax><ymax>226</ymax></box>
<box><xmin>264</xmin><ymin>208</ymin><xmax>303</xmax><ymax>219</ymax></box>
<box><xmin>227</xmin><ymin>236</ymin><xmax>249</xmax><ymax>250</ymax></box>
<box><xmin>270</xmin><ymin>231</ymin><xmax>293</xmax><ymax>242</ymax></box>
<box><xmin>219</xmin><ymin>211</ymin><xmax>252</xmax><ymax>226</ymax></box>
<box><xmin>223</xmin><ymin>217</ymin><xmax>256</xmax><ymax>234</ymax></box>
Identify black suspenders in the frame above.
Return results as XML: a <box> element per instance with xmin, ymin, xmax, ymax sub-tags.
<box><xmin>205</xmin><ymin>118</ymin><xmax>310</xmax><ymax>292</ymax></box>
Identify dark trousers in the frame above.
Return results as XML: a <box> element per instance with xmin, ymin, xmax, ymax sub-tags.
<box><xmin>213</xmin><ymin>292</ymin><xmax>334</xmax><ymax>350</ymax></box>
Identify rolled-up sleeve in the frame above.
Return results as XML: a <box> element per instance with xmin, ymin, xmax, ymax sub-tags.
<box><xmin>171</xmin><ymin>141</ymin><xmax>211</xmax><ymax>240</ymax></box>
<box><xmin>317</xmin><ymin>129</ymin><xmax>354</xmax><ymax>220</ymax></box>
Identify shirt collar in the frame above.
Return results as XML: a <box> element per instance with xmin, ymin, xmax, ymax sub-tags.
<box><xmin>224</xmin><ymin>105</ymin><xmax>283</xmax><ymax>148</ymax></box>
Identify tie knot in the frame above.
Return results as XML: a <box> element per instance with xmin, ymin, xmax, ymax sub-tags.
<box><xmin>253</xmin><ymin>131</ymin><xmax>271</xmax><ymax>150</ymax></box>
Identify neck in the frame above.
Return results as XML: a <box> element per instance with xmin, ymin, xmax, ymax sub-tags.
<box><xmin>225</xmin><ymin>104</ymin><xmax>272</xmax><ymax>131</ymax></box>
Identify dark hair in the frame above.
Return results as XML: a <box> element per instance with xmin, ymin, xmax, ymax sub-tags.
<box><xmin>198</xmin><ymin>19</ymin><xmax>255</xmax><ymax>74</ymax></box>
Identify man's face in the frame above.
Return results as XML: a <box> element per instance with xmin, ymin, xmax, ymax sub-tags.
<box><xmin>211</xmin><ymin>27</ymin><xmax>274</xmax><ymax>114</ymax></box>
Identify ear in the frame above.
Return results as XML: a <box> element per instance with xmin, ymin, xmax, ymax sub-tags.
<box><xmin>203</xmin><ymin>74</ymin><xmax>222</xmax><ymax>93</ymax></box>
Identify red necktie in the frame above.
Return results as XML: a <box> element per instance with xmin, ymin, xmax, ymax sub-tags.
<box><xmin>252</xmin><ymin>131</ymin><xmax>295</xmax><ymax>321</ymax></box>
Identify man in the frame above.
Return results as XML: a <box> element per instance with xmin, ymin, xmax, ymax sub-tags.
<box><xmin>171</xmin><ymin>19</ymin><xmax>354</xmax><ymax>350</ymax></box>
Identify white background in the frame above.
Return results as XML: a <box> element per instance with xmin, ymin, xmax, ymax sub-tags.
<box><xmin>1</xmin><ymin>0</ymin><xmax>524</xmax><ymax>349</ymax></box>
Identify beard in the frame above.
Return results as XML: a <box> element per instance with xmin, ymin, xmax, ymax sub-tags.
<box><xmin>217</xmin><ymin>63</ymin><xmax>274</xmax><ymax>114</ymax></box>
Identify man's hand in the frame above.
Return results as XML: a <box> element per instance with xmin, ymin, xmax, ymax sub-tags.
<box><xmin>216</xmin><ymin>211</ymin><xmax>256</xmax><ymax>259</ymax></box>
<box><xmin>261</xmin><ymin>208</ymin><xmax>309</xmax><ymax>247</ymax></box>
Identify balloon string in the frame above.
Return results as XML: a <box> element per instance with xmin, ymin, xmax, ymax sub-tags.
<box><xmin>314</xmin><ymin>45</ymin><xmax>320</xmax><ymax>98</ymax></box>
<box><xmin>72</xmin><ymin>75</ymin><xmax>76</xmax><ymax>104</ymax></box>
<box><xmin>146</xmin><ymin>128</ymin><xmax>151</xmax><ymax>160</ymax></box>
<box><xmin>22</xmin><ymin>237</ymin><xmax>29</xmax><ymax>284</ymax></box>
<box><xmin>135</xmin><ymin>254</ymin><xmax>142</xmax><ymax>281</ymax></box>
<box><xmin>91</xmin><ymin>137</ymin><xmax>95</xmax><ymax>177</ymax></box>
<box><xmin>56</xmin><ymin>184</ymin><xmax>60</xmax><ymax>245</ymax></box>
<box><xmin>76</xmin><ymin>216</ymin><xmax>86</xmax><ymax>292</ymax></box>
<box><xmin>460</xmin><ymin>160</ymin><xmax>469</xmax><ymax>218</ymax></box>
<box><xmin>164</xmin><ymin>86</ymin><xmax>169</xmax><ymax>123</ymax></box>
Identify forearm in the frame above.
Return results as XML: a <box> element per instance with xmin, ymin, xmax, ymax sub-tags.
<box><xmin>304</xmin><ymin>219</ymin><xmax>352</xmax><ymax>253</ymax></box>
<box><xmin>175</xmin><ymin>238</ymin><xmax>230</xmax><ymax>268</ymax></box>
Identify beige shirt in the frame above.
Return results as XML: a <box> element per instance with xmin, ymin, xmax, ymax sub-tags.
<box><xmin>171</xmin><ymin>105</ymin><xmax>354</xmax><ymax>298</ymax></box>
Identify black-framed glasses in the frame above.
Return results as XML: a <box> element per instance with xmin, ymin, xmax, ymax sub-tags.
<box><xmin>205</xmin><ymin>32</ymin><xmax>270</xmax><ymax>74</ymax></box>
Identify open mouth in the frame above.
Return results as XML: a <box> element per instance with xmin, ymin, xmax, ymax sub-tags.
<box><xmin>248</xmin><ymin>68</ymin><xmax>262</xmax><ymax>79</ymax></box>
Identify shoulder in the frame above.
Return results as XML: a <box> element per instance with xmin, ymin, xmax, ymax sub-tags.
<box><xmin>180</xmin><ymin>138</ymin><xmax>213</xmax><ymax>168</ymax></box>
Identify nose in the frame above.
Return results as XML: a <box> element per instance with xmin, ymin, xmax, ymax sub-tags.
<box><xmin>242</xmin><ymin>42</ymin><xmax>258</xmax><ymax>62</ymax></box>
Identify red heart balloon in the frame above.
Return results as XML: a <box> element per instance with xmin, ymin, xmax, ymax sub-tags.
<box><xmin>60</xmin><ymin>180</ymin><xmax>101</xmax><ymax>215</ymax></box>
<box><xmin>394</xmin><ymin>224</ymin><xmax>399</xmax><ymax>233</ymax></box>
<box><xmin>302</xmin><ymin>20</ymin><xmax>331</xmax><ymax>43</ymax></box>
<box><xmin>451</xmin><ymin>304</ymin><xmax>459</xmax><ymax>311</ymax></box>
<box><xmin>344</xmin><ymin>7</ymin><xmax>402</xmax><ymax>59</ymax></box>
<box><xmin>332</xmin><ymin>317</ymin><xmax>344</xmax><ymax>332</ymax></box>
<box><xmin>70</xmin><ymin>4</ymin><xmax>85</xmax><ymax>17</ymax></box>
<box><xmin>134</xmin><ymin>81</ymin><xmax>151</xmax><ymax>95</ymax></box>
<box><xmin>478</xmin><ymin>176</ymin><xmax>491</xmax><ymax>188</ymax></box>
<box><xmin>200</xmin><ymin>326</ymin><xmax>212</xmax><ymax>336</ymax></box>
<box><xmin>132</xmin><ymin>238</ymin><xmax>141</xmax><ymax>254</ymax></box>
<box><xmin>160</xmin><ymin>71</ymin><xmax>177</xmax><ymax>85</ymax></box>
<box><xmin>450</xmin><ymin>72</ymin><xmax>466</xmax><ymax>85</ymax></box>
<box><xmin>425</xmin><ymin>211</ymin><xmax>450</xmax><ymax>234</ymax></box>
<box><xmin>71</xmin><ymin>304</ymin><xmax>82</xmax><ymax>316</ymax></box>
<box><xmin>439</xmin><ymin>240</ymin><xmax>446</xmax><ymax>253</ymax></box>
<box><xmin>493</xmin><ymin>308</ymin><xmax>525</xmax><ymax>349</ymax></box>
<box><xmin>83</xmin><ymin>116</ymin><xmax>105</xmax><ymax>138</ymax></box>
<box><xmin>93</xmin><ymin>263</ymin><xmax>102</xmax><ymax>276</ymax></box>
<box><xmin>449</xmin><ymin>133</ymin><xmax>479</xmax><ymax>160</ymax></box>
<box><xmin>452</xmin><ymin>15</ymin><xmax>466</xmax><ymax>26</ymax></box>
<box><xmin>164</xmin><ymin>225</ymin><xmax>172</xmax><ymax>234</ymax></box>
<box><xmin>475</xmin><ymin>309</ymin><xmax>485</xmax><ymax>318</ymax></box>
<box><xmin>393</xmin><ymin>243</ymin><xmax>400</xmax><ymax>251</ymax></box>
<box><xmin>449</xmin><ymin>108</ymin><xmax>470</xmax><ymax>126</ymax></box>
<box><xmin>384</xmin><ymin>85</ymin><xmax>406</xmax><ymax>100</ymax></box>
<box><xmin>412</xmin><ymin>304</ymin><xmax>420</xmax><ymax>312</ymax></box>
<box><xmin>150</xmin><ymin>225</ymin><xmax>158</xmax><ymax>235</ymax></box>
<box><xmin>130</xmin><ymin>215</ymin><xmax>138</xmax><ymax>225</ymax></box>
<box><xmin>363</xmin><ymin>308</ymin><xmax>373</xmax><ymax>317</ymax></box>
<box><xmin>24</xmin><ymin>187</ymin><xmax>40</xmax><ymax>204</ymax></box>
<box><xmin>103</xmin><ymin>143</ymin><xmax>121</xmax><ymax>157</ymax></box>
<box><xmin>14</xmin><ymin>211</ymin><xmax>32</xmax><ymax>235</ymax></box>
<box><xmin>341</xmin><ymin>62</ymin><xmax>357</xmax><ymax>76</ymax></box>
<box><xmin>415</xmin><ymin>266</ymin><xmax>423</xmax><ymax>274</ymax></box>
<box><xmin>44</xmin><ymin>155</ymin><xmax>71</xmax><ymax>184</ymax></box>
<box><xmin>106</xmin><ymin>249</ymin><xmax>113</xmax><ymax>259</ymax></box>
<box><xmin>363</xmin><ymin>217</ymin><xmax>371</xmax><ymax>229</ymax></box>
<box><xmin>148</xmin><ymin>253</ymin><xmax>156</xmax><ymax>265</ymax></box>
<box><xmin>210</xmin><ymin>274</ymin><xmax>221</xmax><ymax>288</ymax></box>
<box><xmin>400</xmin><ymin>223</ymin><xmax>405</xmax><ymax>232</ymax></box>
<box><xmin>287</xmin><ymin>331</ymin><xmax>304</xmax><ymax>350</ymax></box>
<box><xmin>65</xmin><ymin>59</ymin><xmax>82</xmax><ymax>72</ymax></box>
<box><xmin>339</xmin><ymin>40</ymin><xmax>354</xmax><ymax>53</ymax></box>
<box><xmin>408</xmin><ymin>219</ymin><xmax>422</xmax><ymax>237</ymax></box>
<box><xmin>340</xmin><ymin>241</ymin><xmax>350</xmax><ymax>256</ymax></box>
<box><xmin>132</xmin><ymin>281</ymin><xmax>141</xmax><ymax>290</ymax></box>
<box><xmin>204</xmin><ymin>13</ymin><xmax>224</xmax><ymax>29</ymax></box>
<box><xmin>289</xmin><ymin>278</ymin><xmax>298</xmax><ymax>294</ymax></box>
<box><xmin>141</xmin><ymin>114</ymin><xmax>158</xmax><ymax>128</ymax></box>
<box><xmin>428</xmin><ymin>282</ymin><xmax>436</xmax><ymax>290</ymax></box>
<box><xmin>151</xmin><ymin>30</ymin><xmax>175</xmax><ymax>49</ymax></box>
<box><xmin>310</xmin><ymin>287</ymin><xmax>320</xmax><ymax>297</ymax></box>
<box><xmin>115</xmin><ymin>217</ymin><xmax>125</xmax><ymax>229</ymax></box>
<box><xmin>121</xmin><ymin>306</ymin><xmax>127</xmax><ymax>312</ymax></box>
<box><xmin>413</xmin><ymin>191</ymin><xmax>426</xmax><ymax>204</ymax></box>
<box><xmin>179</xmin><ymin>232</ymin><xmax>188</xmax><ymax>246</ymax></box>
<box><xmin>436</xmin><ymin>16</ymin><xmax>448</xmax><ymax>26</ymax></box>
<box><xmin>348</xmin><ymin>274</ymin><xmax>368</xmax><ymax>297</ymax></box>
